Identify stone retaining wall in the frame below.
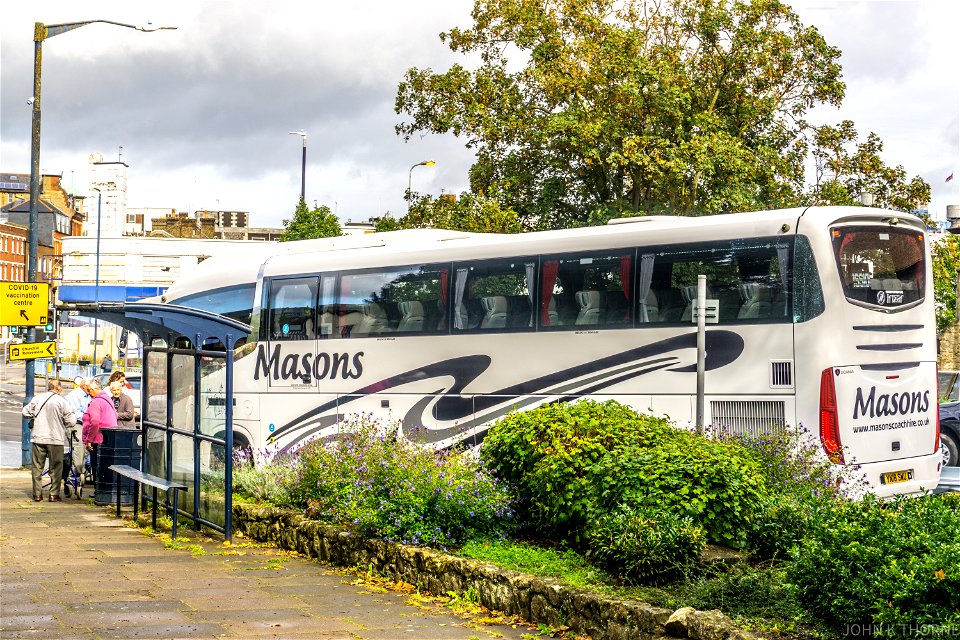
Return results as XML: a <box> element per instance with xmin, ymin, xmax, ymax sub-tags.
<box><xmin>233</xmin><ymin>503</ymin><xmax>754</xmax><ymax>640</ymax></box>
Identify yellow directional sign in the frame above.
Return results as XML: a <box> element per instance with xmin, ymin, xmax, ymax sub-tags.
<box><xmin>0</xmin><ymin>282</ymin><xmax>50</xmax><ymax>327</ymax></box>
<box><xmin>8</xmin><ymin>340</ymin><xmax>56</xmax><ymax>361</ymax></box>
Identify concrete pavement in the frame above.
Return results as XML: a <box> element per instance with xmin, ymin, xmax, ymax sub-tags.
<box><xmin>0</xmin><ymin>468</ymin><xmax>533</xmax><ymax>640</ymax></box>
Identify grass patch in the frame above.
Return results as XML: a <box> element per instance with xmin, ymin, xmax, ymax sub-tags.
<box><xmin>458</xmin><ymin>540</ymin><xmax>829</xmax><ymax>639</ymax></box>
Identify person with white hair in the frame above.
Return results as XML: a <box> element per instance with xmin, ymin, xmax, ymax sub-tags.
<box><xmin>82</xmin><ymin>378</ymin><xmax>118</xmax><ymax>483</ymax></box>
<box><xmin>63</xmin><ymin>377</ymin><xmax>92</xmax><ymax>495</ymax></box>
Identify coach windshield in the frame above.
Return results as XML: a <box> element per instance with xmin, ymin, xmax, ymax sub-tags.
<box><xmin>831</xmin><ymin>225</ymin><xmax>925</xmax><ymax>310</ymax></box>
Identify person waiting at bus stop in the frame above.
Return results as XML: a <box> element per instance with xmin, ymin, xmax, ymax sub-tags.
<box><xmin>109</xmin><ymin>380</ymin><xmax>137</xmax><ymax>427</ymax></box>
<box><xmin>22</xmin><ymin>380</ymin><xmax>74</xmax><ymax>501</ymax></box>
<box><xmin>82</xmin><ymin>378</ymin><xmax>118</xmax><ymax>483</ymax></box>
<box><xmin>64</xmin><ymin>377</ymin><xmax>92</xmax><ymax>496</ymax></box>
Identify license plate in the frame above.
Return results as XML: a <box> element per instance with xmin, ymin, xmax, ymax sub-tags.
<box><xmin>881</xmin><ymin>470</ymin><xmax>912</xmax><ymax>485</ymax></box>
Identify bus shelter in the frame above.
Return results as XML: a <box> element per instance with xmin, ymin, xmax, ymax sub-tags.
<box><xmin>66</xmin><ymin>302</ymin><xmax>249</xmax><ymax>540</ymax></box>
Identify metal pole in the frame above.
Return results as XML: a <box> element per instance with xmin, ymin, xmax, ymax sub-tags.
<box><xmin>224</xmin><ymin>334</ymin><xmax>234</xmax><ymax>542</ymax></box>
<box><xmin>22</xmin><ymin>24</ymin><xmax>45</xmax><ymax>467</ymax></box>
<box><xmin>300</xmin><ymin>138</ymin><xmax>306</xmax><ymax>204</ymax></box>
<box><xmin>92</xmin><ymin>190</ymin><xmax>102</xmax><ymax>370</ymax></box>
<box><xmin>695</xmin><ymin>274</ymin><xmax>706</xmax><ymax>434</ymax></box>
<box><xmin>193</xmin><ymin>334</ymin><xmax>201</xmax><ymax>532</ymax></box>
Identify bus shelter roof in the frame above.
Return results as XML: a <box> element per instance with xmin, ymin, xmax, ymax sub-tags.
<box><xmin>65</xmin><ymin>302</ymin><xmax>251</xmax><ymax>345</ymax></box>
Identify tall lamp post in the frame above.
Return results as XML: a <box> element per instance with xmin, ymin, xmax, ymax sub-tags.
<box><xmin>289</xmin><ymin>130</ymin><xmax>307</xmax><ymax>203</ymax></box>
<box><xmin>91</xmin><ymin>188</ymin><xmax>102</xmax><ymax>371</ymax></box>
<box><xmin>22</xmin><ymin>19</ymin><xmax>175</xmax><ymax>466</ymax></box>
<box><xmin>407</xmin><ymin>160</ymin><xmax>436</xmax><ymax>211</ymax></box>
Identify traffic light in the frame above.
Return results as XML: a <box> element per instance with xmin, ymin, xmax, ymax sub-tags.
<box><xmin>45</xmin><ymin>307</ymin><xmax>55</xmax><ymax>333</ymax></box>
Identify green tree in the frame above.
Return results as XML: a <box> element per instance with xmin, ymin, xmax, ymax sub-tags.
<box><xmin>375</xmin><ymin>192</ymin><xmax>523</xmax><ymax>233</ymax></box>
<box><xmin>279</xmin><ymin>199</ymin><xmax>342</xmax><ymax>241</ymax></box>
<box><xmin>806</xmin><ymin>120</ymin><xmax>930</xmax><ymax>213</ymax></box>
<box><xmin>396</xmin><ymin>0</ymin><xmax>845</xmax><ymax>229</ymax></box>
<box><xmin>932</xmin><ymin>233</ymin><xmax>960</xmax><ymax>334</ymax></box>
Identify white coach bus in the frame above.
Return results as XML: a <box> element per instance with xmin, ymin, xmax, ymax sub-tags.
<box><xmin>157</xmin><ymin>206</ymin><xmax>943</xmax><ymax>497</ymax></box>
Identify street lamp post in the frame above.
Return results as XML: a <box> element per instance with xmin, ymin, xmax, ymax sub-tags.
<box><xmin>407</xmin><ymin>160</ymin><xmax>436</xmax><ymax>211</ymax></box>
<box><xmin>289</xmin><ymin>130</ymin><xmax>307</xmax><ymax>203</ymax></box>
<box><xmin>22</xmin><ymin>19</ymin><xmax>175</xmax><ymax>466</ymax></box>
<box><xmin>91</xmin><ymin>188</ymin><xmax>102</xmax><ymax>371</ymax></box>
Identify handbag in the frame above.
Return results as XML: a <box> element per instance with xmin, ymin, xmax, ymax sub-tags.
<box><xmin>27</xmin><ymin>393</ymin><xmax>54</xmax><ymax>430</ymax></box>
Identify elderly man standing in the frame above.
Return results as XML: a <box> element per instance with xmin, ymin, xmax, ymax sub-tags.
<box><xmin>64</xmin><ymin>377</ymin><xmax>92</xmax><ymax>495</ymax></box>
<box><xmin>22</xmin><ymin>379</ymin><xmax>75</xmax><ymax>501</ymax></box>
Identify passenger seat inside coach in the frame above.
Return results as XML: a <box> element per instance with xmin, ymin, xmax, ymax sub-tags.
<box><xmin>353</xmin><ymin>302</ymin><xmax>390</xmax><ymax>335</ymax></box>
<box><xmin>480</xmin><ymin>295</ymin><xmax>508</xmax><ymax>329</ymax></box>
<box><xmin>397</xmin><ymin>300</ymin><xmax>425</xmax><ymax>332</ymax></box>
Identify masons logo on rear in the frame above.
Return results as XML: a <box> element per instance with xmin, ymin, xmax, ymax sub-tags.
<box><xmin>852</xmin><ymin>385</ymin><xmax>930</xmax><ymax>420</ymax></box>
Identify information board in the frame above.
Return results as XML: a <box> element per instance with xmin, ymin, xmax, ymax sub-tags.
<box><xmin>8</xmin><ymin>341</ymin><xmax>56</xmax><ymax>361</ymax></box>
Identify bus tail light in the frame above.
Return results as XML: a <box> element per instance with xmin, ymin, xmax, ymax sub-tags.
<box><xmin>819</xmin><ymin>368</ymin><xmax>844</xmax><ymax>464</ymax></box>
<box><xmin>935</xmin><ymin>406</ymin><xmax>941</xmax><ymax>455</ymax></box>
<box><xmin>935</xmin><ymin>371</ymin><xmax>941</xmax><ymax>455</ymax></box>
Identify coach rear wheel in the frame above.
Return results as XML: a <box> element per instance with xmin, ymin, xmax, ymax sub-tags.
<box><xmin>941</xmin><ymin>430</ymin><xmax>959</xmax><ymax>467</ymax></box>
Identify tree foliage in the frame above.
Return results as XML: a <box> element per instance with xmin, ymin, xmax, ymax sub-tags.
<box><xmin>932</xmin><ymin>233</ymin><xmax>960</xmax><ymax>334</ymax></box>
<box><xmin>397</xmin><ymin>0</ymin><xmax>847</xmax><ymax>229</ymax></box>
<box><xmin>375</xmin><ymin>192</ymin><xmax>523</xmax><ymax>233</ymax></box>
<box><xmin>806</xmin><ymin>120</ymin><xmax>931</xmax><ymax>213</ymax></box>
<box><xmin>279</xmin><ymin>199</ymin><xmax>342</xmax><ymax>241</ymax></box>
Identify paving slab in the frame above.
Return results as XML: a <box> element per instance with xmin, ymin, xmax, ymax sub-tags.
<box><xmin>0</xmin><ymin>467</ymin><xmax>533</xmax><ymax>639</ymax></box>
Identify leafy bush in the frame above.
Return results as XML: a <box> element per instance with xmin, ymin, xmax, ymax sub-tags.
<box><xmin>590</xmin><ymin>434</ymin><xmax>767</xmax><ymax>549</ymax></box>
<box><xmin>710</xmin><ymin>424</ymin><xmax>874</xmax><ymax>558</ymax></box>
<box><xmin>788</xmin><ymin>493</ymin><xmax>960</xmax><ymax>636</ymax></box>
<box><xmin>482</xmin><ymin>401</ymin><xmax>767</xmax><ymax>548</ymax></box>
<box><xmin>586</xmin><ymin>504</ymin><xmax>706</xmax><ymax>584</ymax></box>
<box><xmin>233</xmin><ymin>415</ymin><xmax>514</xmax><ymax>548</ymax></box>
<box><xmin>712</xmin><ymin>424</ymin><xmax>870</xmax><ymax>503</ymax></box>
<box><xmin>480</xmin><ymin>400</ymin><xmax>678</xmax><ymax>536</ymax></box>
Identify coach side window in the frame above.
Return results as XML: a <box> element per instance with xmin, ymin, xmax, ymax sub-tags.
<box><xmin>339</xmin><ymin>265</ymin><xmax>449</xmax><ymax>337</ymax></box>
<box><xmin>643</xmin><ymin>238</ymin><xmax>792</xmax><ymax>324</ymax></box>
<box><xmin>452</xmin><ymin>258</ymin><xmax>536</xmax><ymax>332</ymax></box>
<box><xmin>267</xmin><ymin>277</ymin><xmax>317</xmax><ymax>341</ymax></box>
<box><xmin>540</xmin><ymin>251</ymin><xmax>634</xmax><ymax>329</ymax></box>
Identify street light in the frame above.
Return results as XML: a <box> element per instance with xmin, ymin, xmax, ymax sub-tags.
<box><xmin>407</xmin><ymin>160</ymin><xmax>436</xmax><ymax>210</ymax></box>
<box><xmin>23</xmin><ymin>19</ymin><xmax>175</xmax><ymax>466</ymax></box>
<box><xmin>91</xmin><ymin>188</ymin><xmax>102</xmax><ymax>371</ymax></box>
<box><xmin>289</xmin><ymin>130</ymin><xmax>307</xmax><ymax>203</ymax></box>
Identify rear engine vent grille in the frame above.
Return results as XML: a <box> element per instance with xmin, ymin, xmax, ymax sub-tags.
<box><xmin>770</xmin><ymin>361</ymin><xmax>793</xmax><ymax>388</ymax></box>
<box><xmin>710</xmin><ymin>400</ymin><xmax>786</xmax><ymax>437</ymax></box>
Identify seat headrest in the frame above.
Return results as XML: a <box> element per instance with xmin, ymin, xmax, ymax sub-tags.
<box><xmin>362</xmin><ymin>302</ymin><xmax>386</xmax><ymax>318</ymax></box>
<box><xmin>738</xmin><ymin>283</ymin><xmax>759</xmax><ymax>302</ymax></box>
<box><xmin>482</xmin><ymin>296</ymin><xmax>507</xmax><ymax>314</ymax></box>
<box><xmin>575</xmin><ymin>290</ymin><xmax>601</xmax><ymax>309</ymax></box>
<box><xmin>399</xmin><ymin>300</ymin><xmax>424</xmax><ymax>316</ymax></box>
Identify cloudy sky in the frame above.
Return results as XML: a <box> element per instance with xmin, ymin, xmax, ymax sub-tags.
<box><xmin>1</xmin><ymin>0</ymin><xmax>957</xmax><ymax>229</ymax></box>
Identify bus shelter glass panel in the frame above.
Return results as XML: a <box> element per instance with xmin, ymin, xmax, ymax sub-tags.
<box><xmin>171</xmin><ymin>354</ymin><xmax>196</xmax><ymax>431</ymax></box>
<box><xmin>199</xmin><ymin>356</ymin><xmax>228</xmax><ymax>438</ymax></box>
<box><xmin>170</xmin><ymin>432</ymin><xmax>195</xmax><ymax>517</ymax></box>
<box><xmin>200</xmin><ymin>442</ymin><xmax>227</xmax><ymax>527</ymax></box>
<box><xmin>145</xmin><ymin>351</ymin><xmax>167</xmax><ymax>426</ymax></box>
<box><xmin>145</xmin><ymin>427</ymin><xmax>167</xmax><ymax>477</ymax></box>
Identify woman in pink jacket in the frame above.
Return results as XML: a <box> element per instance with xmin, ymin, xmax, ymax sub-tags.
<box><xmin>82</xmin><ymin>378</ymin><xmax>118</xmax><ymax>480</ymax></box>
